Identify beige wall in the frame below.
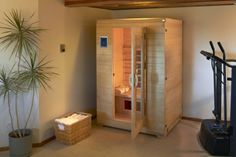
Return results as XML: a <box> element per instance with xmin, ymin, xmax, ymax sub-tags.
<box><xmin>112</xmin><ymin>5</ymin><xmax>236</xmax><ymax>119</ymax></box>
<box><xmin>38</xmin><ymin>0</ymin><xmax>112</xmax><ymax>141</ymax></box>
<box><xmin>64</xmin><ymin>7</ymin><xmax>112</xmax><ymax>116</ymax></box>
<box><xmin>0</xmin><ymin>0</ymin><xmax>112</xmax><ymax>147</ymax></box>
<box><xmin>38</xmin><ymin>0</ymin><xmax>67</xmax><ymax>142</ymax></box>
<box><xmin>0</xmin><ymin>0</ymin><xmax>39</xmax><ymax>147</ymax></box>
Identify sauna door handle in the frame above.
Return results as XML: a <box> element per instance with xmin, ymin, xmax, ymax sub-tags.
<box><xmin>129</xmin><ymin>74</ymin><xmax>139</xmax><ymax>87</ymax></box>
<box><xmin>129</xmin><ymin>74</ymin><xmax>132</xmax><ymax>86</ymax></box>
<box><xmin>135</xmin><ymin>74</ymin><xmax>139</xmax><ymax>87</ymax></box>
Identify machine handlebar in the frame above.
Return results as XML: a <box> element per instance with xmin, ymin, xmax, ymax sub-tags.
<box><xmin>217</xmin><ymin>42</ymin><xmax>226</xmax><ymax>60</ymax></box>
<box><xmin>201</xmin><ymin>50</ymin><xmax>235</xmax><ymax>68</ymax></box>
<box><xmin>209</xmin><ymin>41</ymin><xmax>215</xmax><ymax>55</ymax></box>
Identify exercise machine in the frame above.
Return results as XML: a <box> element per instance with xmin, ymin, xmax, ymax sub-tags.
<box><xmin>199</xmin><ymin>41</ymin><xmax>236</xmax><ymax>156</ymax></box>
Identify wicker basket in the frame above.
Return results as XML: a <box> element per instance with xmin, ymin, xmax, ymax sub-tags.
<box><xmin>53</xmin><ymin>112</ymin><xmax>92</xmax><ymax>145</ymax></box>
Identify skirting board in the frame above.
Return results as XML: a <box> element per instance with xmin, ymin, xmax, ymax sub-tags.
<box><xmin>0</xmin><ymin>147</ymin><xmax>8</xmax><ymax>152</ymax></box>
<box><xmin>0</xmin><ymin>136</ymin><xmax>55</xmax><ymax>152</ymax></box>
<box><xmin>182</xmin><ymin>116</ymin><xmax>202</xmax><ymax>122</ymax></box>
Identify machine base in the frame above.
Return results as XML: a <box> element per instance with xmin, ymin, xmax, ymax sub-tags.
<box><xmin>199</xmin><ymin>119</ymin><xmax>230</xmax><ymax>156</ymax></box>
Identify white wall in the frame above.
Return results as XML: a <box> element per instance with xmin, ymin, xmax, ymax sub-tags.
<box><xmin>0</xmin><ymin>0</ymin><xmax>39</xmax><ymax>147</ymax></box>
<box><xmin>112</xmin><ymin>5</ymin><xmax>236</xmax><ymax>119</ymax></box>
<box><xmin>38</xmin><ymin>0</ymin><xmax>112</xmax><ymax>142</ymax></box>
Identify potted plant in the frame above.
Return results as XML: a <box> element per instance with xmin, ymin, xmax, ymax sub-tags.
<box><xmin>0</xmin><ymin>10</ymin><xmax>56</xmax><ymax>157</ymax></box>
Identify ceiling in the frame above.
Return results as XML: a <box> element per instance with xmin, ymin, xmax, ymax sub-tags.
<box><xmin>64</xmin><ymin>0</ymin><xmax>236</xmax><ymax>10</ymax></box>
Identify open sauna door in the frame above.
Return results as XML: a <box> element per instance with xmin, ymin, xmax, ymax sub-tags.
<box><xmin>131</xmin><ymin>27</ymin><xmax>147</xmax><ymax>139</ymax></box>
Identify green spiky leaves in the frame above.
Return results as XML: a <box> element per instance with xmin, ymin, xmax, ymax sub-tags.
<box><xmin>0</xmin><ymin>10</ymin><xmax>57</xmax><ymax>135</ymax></box>
<box><xmin>18</xmin><ymin>53</ymin><xmax>57</xmax><ymax>91</ymax></box>
<box><xmin>0</xmin><ymin>9</ymin><xmax>43</xmax><ymax>59</ymax></box>
<box><xmin>0</xmin><ymin>9</ymin><xmax>56</xmax><ymax>92</ymax></box>
<box><xmin>0</xmin><ymin>67</ymin><xmax>17</xmax><ymax>100</ymax></box>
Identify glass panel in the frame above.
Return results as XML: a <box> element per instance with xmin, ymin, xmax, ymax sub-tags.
<box><xmin>113</xmin><ymin>28</ymin><xmax>132</xmax><ymax>122</ymax></box>
<box><xmin>112</xmin><ymin>27</ymin><xmax>146</xmax><ymax>139</ymax></box>
<box><xmin>131</xmin><ymin>27</ymin><xmax>146</xmax><ymax>138</ymax></box>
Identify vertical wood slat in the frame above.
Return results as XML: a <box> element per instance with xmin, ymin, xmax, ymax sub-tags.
<box><xmin>164</xmin><ymin>18</ymin><xmax>183</xmax><ymax>134</ymax></box>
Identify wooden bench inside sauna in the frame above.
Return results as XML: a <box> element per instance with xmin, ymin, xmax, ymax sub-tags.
<box><xmin>96</xmin><ymin>18</ymin><xmax>182</xmax><ymax>138</ymax></box>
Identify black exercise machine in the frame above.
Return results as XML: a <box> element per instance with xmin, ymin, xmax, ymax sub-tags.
<box><xmin>199</xmin><ymin>41</ymin><xmax>236</xmax><ymax>156</ymax></box>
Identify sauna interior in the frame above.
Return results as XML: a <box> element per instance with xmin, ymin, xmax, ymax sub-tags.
<box><xmin>113</xmin><ymin>28</ymin><xmax>143</xmax><ymax>122</ymax></box>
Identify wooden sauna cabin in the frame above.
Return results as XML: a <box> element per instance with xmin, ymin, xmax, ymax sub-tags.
<box><xmin>96</xmin><ymin>18</ymin><xmax>182</xmax><ymax>138</ymax></box>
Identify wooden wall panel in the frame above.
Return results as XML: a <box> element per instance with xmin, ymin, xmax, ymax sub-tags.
<box><xmin>113</xmin><ymin>28</ymin><xmax>124</xmax><ymax>87</ymax></box>
<box><xmin>146</xmin><ymin>30</ymin><xmax>165</xmax><ymax>134</ymax></box>
<box><xmin>96</xmin><ymin>25</ymin><xmax>114</xmax><ymax>123</ymax></box>
<box><xmin>123</xmin><ymin>29</ymin><xmax>131</xmax><ymax>87</ymax></box>
<box><xmin>97</xmin><ymin>18</ymin><xmax>165</xmax><ymax>30</ymax></box>
<box><xmin>164</xmin><ymin>19</ymin><xmax>183</xmax><ymax>134</ymax></box>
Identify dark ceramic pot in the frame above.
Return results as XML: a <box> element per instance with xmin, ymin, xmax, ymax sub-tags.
<box><xmin>9</xmin><ymin>129</ymin><xmax>32</xmax><ymax>157</ymax></box>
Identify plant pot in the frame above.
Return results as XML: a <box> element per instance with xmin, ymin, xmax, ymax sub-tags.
<box><xmin>9</xmin><ymin>129</ymin><xmax>32</xmax><ymax>157</ymax></box>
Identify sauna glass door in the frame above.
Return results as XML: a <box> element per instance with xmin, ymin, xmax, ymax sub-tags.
<box><xmin>112</xmin><ymin>27</ymin><xmax>146</xmax><ymax>138</ymax></box>
<box><xmin>131</xmin><ymin>27</ymin><xmax>146</xmax><ymax>139</ymax></box>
